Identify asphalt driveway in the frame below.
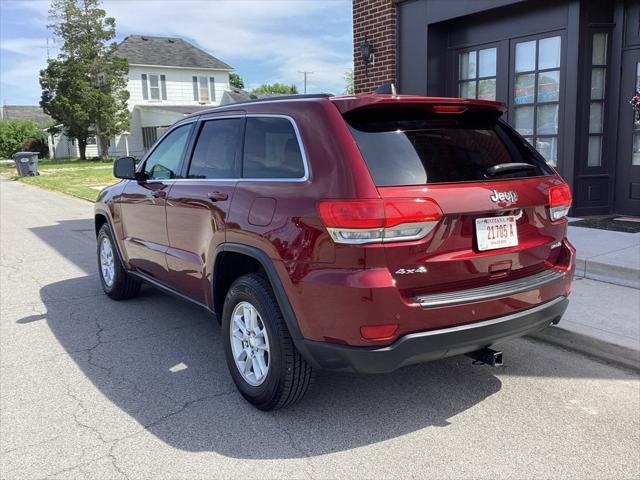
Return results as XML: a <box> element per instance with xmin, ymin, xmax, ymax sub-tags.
<box><xmin>1</xmin><ymin>179</ymin><xmax>639</xmax><ymax>479</ymax></box>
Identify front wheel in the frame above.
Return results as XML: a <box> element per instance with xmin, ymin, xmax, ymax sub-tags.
<box><xmin>97</xmin><ymin>224</ymin><xmax>140</xmax><ymax>300</ymax></box>
<box><xmin>222</xmin><ymin>273</ymin><xmax>313</xmax><ymax>410</ymax></box>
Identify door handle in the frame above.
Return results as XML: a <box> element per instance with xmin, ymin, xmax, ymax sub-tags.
<box><xmin>207</xmin><ymin>191</ymin><xmax>229</xmax><ymax>202</ymax></box>
<box><xmin>152</xmin><ymin>190</ymin><xmax>167</xmax><ymax>198</ymax></box>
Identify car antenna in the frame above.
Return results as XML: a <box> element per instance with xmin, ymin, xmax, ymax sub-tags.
<box><xmin>373</xmin><ymin>82</ymin><xmax>397</xmax><ymax>95</ymax></box>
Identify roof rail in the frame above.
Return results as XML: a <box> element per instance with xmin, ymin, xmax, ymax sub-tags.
<box><xmin>184</xmin><ymin>93</ymin><xmax>334</xmax><ymax>118</ymax></box>
<box><xmin>228</xmin><ymin>93</ymin><xmax>332</xmax><ymax>107</ymax></box>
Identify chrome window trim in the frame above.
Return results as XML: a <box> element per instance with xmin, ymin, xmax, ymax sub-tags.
<box><xmin>135</xmin><ymin>114</ymin><xmax>310</xmax><ymax>183</ymax></box>
<box><xmin>414</xmin><ymin>269</ymin><xmax>566</xmax><ymax>308</ymax></box>
<box><xmin>171</xmin><ymin>113</ymin><xmax>310</xmax><ymax>183</ymax></box>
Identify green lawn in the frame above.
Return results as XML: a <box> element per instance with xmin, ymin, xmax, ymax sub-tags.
<box><xmin>1</xmin><ymin>158</ymin><xmax>119</xmax><ymax>202</ymax></box>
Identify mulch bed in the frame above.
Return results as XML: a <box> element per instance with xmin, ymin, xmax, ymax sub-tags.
<box><xmin>569</xmin><ymin>216</ymin><xmax>640</xmax><ymax>233</ymax></box>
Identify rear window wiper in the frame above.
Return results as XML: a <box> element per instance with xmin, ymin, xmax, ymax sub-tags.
<box><xmin>486</xmin><ymin>163</ymin><xmax>537</xmax><ymax>177</ymax></box>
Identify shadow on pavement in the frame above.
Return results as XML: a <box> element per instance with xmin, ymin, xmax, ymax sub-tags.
<box><xmin>18</xmin><ymin>217</ymin><xmax>635</xmax><ymax>458</ymax></box>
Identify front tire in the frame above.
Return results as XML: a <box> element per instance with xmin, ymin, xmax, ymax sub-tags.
<box><xmin>222</xmin><ymin>273</ymin><xmax>313</xmax><ymax>410</ymax></box>
<box><xmin>97</xmin><ymin>223</ymin><xmax>140</xmax><ymax>300</ymax></box>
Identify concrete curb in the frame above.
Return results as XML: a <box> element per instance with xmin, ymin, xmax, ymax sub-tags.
<box><xmin>577</xmin><ymin>258</ymin><xmax>640</xmax><ymax>289</ymax></box>
<box><xmin>529</xmin><ymin>325</ymin><xmax>640</xmax><ymax>372</ymax></box>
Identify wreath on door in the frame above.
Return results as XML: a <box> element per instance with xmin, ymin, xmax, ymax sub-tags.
<box><xmin>630</xmin><ymin>90</ymin><xmax>640</xmax><ymax>121</ymax></box>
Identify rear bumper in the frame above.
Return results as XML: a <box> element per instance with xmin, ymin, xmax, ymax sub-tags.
<box><xmin>295</xmin><ymin>296</ymin><xmax>568</xmax><ymax>373</ymax></box>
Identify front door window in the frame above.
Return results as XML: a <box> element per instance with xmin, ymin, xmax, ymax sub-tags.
<box><xmin>144</xmin><ymin>124</ymin><xmax>191</xmax><ymax>180</ymax></box>
<box><xmin>513</xmin><ymin>36</ymin><xmax>562</xmax><ymax>165</ymax></box>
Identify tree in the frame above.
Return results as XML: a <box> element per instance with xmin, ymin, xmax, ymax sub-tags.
<box><xmin>40</xmin><ymin>0</ymin><xmax>129</xmax><ymax>160</ymax></box>
<box><xmin>252</xmin><ymin>83</ymin><xmax>298</xmax><ymax>95</ymax></box>
<box><xmin>0</xmin><ymin>120</ymin><xmax>46</xmax><ymax>159</ymax></box>
<box><xmin>344</xmin><ymin>69</ymin><xmax>355</xmax><ymax>95</ymax></box>
<box><xmin>229</xmin><ymin>72</ymin><xmax>245</xmax><ymax>90</ymax></box>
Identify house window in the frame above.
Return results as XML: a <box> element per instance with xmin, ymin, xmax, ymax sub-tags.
<box><xmin>141</xmin><ymin>74</ymin><xmax>167</xmax><ymax>101</ymax></box>
<box><xmin>588</xmin><ymin>33</ymin><xmax>608</xmax><ymax>167</ymax></box>
<box><xmin>458</xmin><ymin>48</ymin><xmax>497</xmax><ymax>100</ymax></box>
<box><xmin>142</xmin><ymin>125</ymin><xmax>171</xmax><ymax>150</ymax></box>
<box><xmin>192</xmin><ymin>76</ymin><xmax>216</xmax><ymax>103</ymax></box>
<box><xmin>513</xmin><ymin>35</ymin><xmax>561</xmax><ymax>166</ymax></box>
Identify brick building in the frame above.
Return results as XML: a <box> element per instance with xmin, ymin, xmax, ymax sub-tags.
<box><xmin>353</xmin><ymin>0</ymin><xmax>640</xmax><ymax>216</ymax></box>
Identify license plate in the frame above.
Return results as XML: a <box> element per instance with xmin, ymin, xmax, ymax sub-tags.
<box><xmin>475</xmin><ymin>215</ymin><xmax>519</xmax><ymax>251</ymax></box>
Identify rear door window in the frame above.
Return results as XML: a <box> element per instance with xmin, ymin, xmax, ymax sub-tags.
<box><xmin>242</xmin><ymin>117</ymin><xmax>306</xmax><ymax>179</ymax></box>
<box><xmin>345</xmin><ymin>108</ymin><xmax>554</xmax><ymax>186</ymax></box>
<box><xmin>188</xmin><ymin>118</ymin><xmax>243</xmax><ymax>179</ymax></box>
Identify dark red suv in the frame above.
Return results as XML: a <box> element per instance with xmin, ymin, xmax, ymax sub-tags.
<box><xmin>95</xmin><ymin>93</ymin><xmax>575</xmax><ymax>410</ymax></box>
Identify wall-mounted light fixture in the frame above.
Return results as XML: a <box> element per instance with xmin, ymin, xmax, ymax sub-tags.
<box><xmin>360</xmin><ymin>35</ymin><xmax>374</xmax><ymax>73</ymax></box>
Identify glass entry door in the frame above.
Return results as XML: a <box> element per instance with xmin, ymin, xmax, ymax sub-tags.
<box><xmin>615</xmin><ymin>48</ymin><xmax>640</xmax><ymax>215</ymax></box>
<box><xmin>510</xmin><ymin>35</ymin><xmax>562</xmax><ymax>166</ymax></box>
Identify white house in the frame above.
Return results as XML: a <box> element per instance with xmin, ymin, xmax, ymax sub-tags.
<box><xmin>44</xmin><ymin>35</ymin><xmax>233</xmax><ymax>159</ymax></box>
<box><xmin>110</xmin><ymin>35</ymin><xmax>233</xmax><ymax>158</ymax></box>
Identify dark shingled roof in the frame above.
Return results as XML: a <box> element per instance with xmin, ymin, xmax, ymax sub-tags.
<box><xmin>116</xmin><ymin>35</ymin><xmax>232</xmax><ymax>70</ymax></box>
<box><xmin>0</xmin><ymin>105</ymin><xmax>52</xmax><ymax>127</ymax></box>
<box><xmin>136</xmin><ymin>105</ymin><xmax>213</xmax><ymax>114</ymax></box>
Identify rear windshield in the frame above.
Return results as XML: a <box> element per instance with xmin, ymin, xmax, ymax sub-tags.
<box><xmin>345</xmin><ymin>107</ymin><xmax>554</xmax><ymax>186</ymax></box>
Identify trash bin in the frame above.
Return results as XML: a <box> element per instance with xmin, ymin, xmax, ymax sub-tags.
<box><xmin>12</xmin><ymin>152</ymin><xmax>40</xmax><ymax>177</ymax></box>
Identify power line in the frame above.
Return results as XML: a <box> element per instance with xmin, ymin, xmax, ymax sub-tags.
<box><xmin>298</xmin><ymin>71</ymin><xmax>314</xmax><ymax>94</ymax></box>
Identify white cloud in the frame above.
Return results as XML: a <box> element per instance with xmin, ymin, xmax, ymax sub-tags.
<box><xmin>0</xmin><ymin>0</ymin><xmax>353</xmax><ymax>102</ymax></box>
<box><xmin>0</xmin><ymin>38</ymin><xmax>56</xmax><ymax>103</ymax></box>
<box><xmin>103</xmin><ymin>0</ymin><xmax>353</xmax><ymax>92</ymax></box>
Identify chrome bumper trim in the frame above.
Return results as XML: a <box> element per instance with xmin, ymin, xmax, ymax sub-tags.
<box><xmin>414</xmin><ymin>269</ymin><xmax>566</xmax><ymax>308</ymax></box>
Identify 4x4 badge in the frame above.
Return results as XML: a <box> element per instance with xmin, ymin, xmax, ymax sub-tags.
<box><xmin>489</xmin><ymin>189</ymin><xmax>518</xmax><ymax>203</ymax></box>
<box><xmin>395</xmin><ymin>266</ymin><xmax>427</xmax><ymax>275</ymax></box>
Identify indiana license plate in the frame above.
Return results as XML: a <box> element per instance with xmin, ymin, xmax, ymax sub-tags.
<box><xmin>475</xmin><ymin>215</ymin><xmax>519</xmax><ymax>251</ymax></box>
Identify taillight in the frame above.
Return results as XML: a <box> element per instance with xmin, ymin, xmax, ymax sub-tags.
<box><xmin>548</xmin><ymin>184</ymin><xmax>572</xmax><ymax>221</ymax></box>
<box><xmin>318</xmin><ymin>198</ymin><xmax>442</xmax><ymax>244</ymax></box>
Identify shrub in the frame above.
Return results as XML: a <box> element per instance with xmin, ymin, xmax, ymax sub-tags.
<box><xmin>0</xmin><ymin>120</ymin><xmax>46</xmax><ymax>159</ymax></box>
<box><xmin>21</xmin><ymin>138</ymin><xmax>50</xmax><ymax>158</ymax></box>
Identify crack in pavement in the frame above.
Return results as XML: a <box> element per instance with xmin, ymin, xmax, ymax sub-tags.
<box><xmin>272</xmin><ymin>414</ymin><xmax>316</xmax><ymax>480</ymax></box>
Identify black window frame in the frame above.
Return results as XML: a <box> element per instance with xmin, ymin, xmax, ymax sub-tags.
<box><xmin>580</xmin><ymin>27</ymin><xmax>613</xmax><ymax>174</ymax></box>
<box><xmin>453</xmin><ymin>42</ymin><xmax>501</xmax><ymax>101</ymax></box>
<box><xmin>508</xmin><ymin>30</ymin><xmax>566</xmax><ymax>168</ymax></box>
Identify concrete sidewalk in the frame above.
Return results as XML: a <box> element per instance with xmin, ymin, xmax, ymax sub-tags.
<box><xmin>531</xmin><ymin>277</ymin><xmax>640</xmax><ymax>371</ymax></box>
<box><xmin>568</xmin><ymin>225</ymin><xmax>640</xmax><ymax>289</ymax></box>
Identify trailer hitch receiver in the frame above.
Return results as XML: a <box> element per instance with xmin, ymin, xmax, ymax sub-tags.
<box><xmin>466</xmin><ymin>347</ymin><xmax>503</xmax><ymax>367</ymax></box>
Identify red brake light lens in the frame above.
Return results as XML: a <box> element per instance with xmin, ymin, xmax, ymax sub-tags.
<box><xmin>549</xmin><ymin>184</ymin><xmax>572</xmax><ymax>206</ymax></box>
<box><xmin>383</xmin><ymin>198</ymin><xmax>442</xmax><ymax>227</ymax></box>
<box><xmin>318</xmin><ymin>200</ymin><xmax>385</xmax><ymax>229</ymax></box>
<box><xmin>431</xmin><ymin>105</ymin><xmax>468</xmax><ymax>114</ymax></box>
<box><xmin>548</xmin><ymin>184</ymin><xmax>572</xmax><ymax>221</ymax></box>
<box><xmin>318</xmin><ymin>198</ymin><xmax>441</xmax><ymax>228</ymax></box>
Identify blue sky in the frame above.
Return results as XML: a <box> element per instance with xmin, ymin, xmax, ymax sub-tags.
<box><xmin>0</xmin><ymin>0</ymin><xmax>353</xmax><ymax>105</ymax></box>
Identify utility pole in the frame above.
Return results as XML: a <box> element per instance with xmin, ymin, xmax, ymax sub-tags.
<box><xmin>298</xmin><ymin>71</ymin><xmax>314</xmax><ymax>94</ymax></box>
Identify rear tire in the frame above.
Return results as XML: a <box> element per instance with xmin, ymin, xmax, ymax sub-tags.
<box><xmin>222</xmin><ymin>273</ymin><xmax>313</xmax><ymax>410</ymax></box>
<box><xmin>97</xmin><ymin>223</ymin><xmax>140</xmax><ymax>300</ymax></box>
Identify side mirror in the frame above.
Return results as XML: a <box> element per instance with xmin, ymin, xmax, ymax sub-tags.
<box><xmin>113</xmin><ymin>156</ymin><xmax>137</xmax><ymax>180</ymax></box>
